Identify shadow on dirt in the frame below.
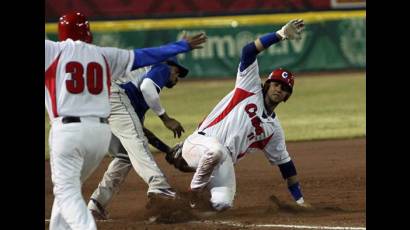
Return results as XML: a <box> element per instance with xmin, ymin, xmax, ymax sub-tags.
<box><xmin>129</xmin><ymin>192</ymin><xmax>358</xmax><ymax>225</ymax></box>
<box><xmin>139</xmin><ymin>190</ymin><xmax>214</xmax><ymax>224</ymax></box>
<box><xmin>268</xmin><ymin>195</ymin><xmax>359</xmax><ymax>215</ymax></box>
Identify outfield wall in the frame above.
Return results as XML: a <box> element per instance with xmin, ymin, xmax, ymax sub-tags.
<box><xmin>46</xmin><ymin>0</ymin><xmax>365</xmax><ymax>21</ymax></box>
<box><xmin>45</xmin><ymin>10</ymin><xmax>365</xmax><ymax>78</ymax></box>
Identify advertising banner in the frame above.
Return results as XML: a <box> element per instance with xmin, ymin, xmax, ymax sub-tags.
<box><xmin>46</xmin><ymin>13</ymin><xmax>365</xmax><ymax>78</ymax></box>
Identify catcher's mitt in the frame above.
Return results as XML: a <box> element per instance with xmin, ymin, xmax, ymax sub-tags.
<box><xmin>166</xmin><ymin>142</ymin><xmax>196</xmax><ymax>173</ymax></box>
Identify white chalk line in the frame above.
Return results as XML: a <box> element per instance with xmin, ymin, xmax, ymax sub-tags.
<box><xmin>44</xmin><ymin>219</ymin><xmax>116</xmax><ymax>223</ymax></box>
<box><xmin>190</xmin><ymin>220</ymin><xmax>366</xmax><ymax>229</ymax></box>
<box><xmin>45</xmin><ymin>219</ymin><xmax>365</xmax><ymax>229</ymax></box>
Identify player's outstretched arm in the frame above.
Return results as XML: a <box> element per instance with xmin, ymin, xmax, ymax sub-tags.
<box><xmin>143</xmin><ymin>127</ymin><xmax>172</xmax><ymax>154</ymax></box>
<box><xmin>165</xmin><ymin>142</ymin><xmax>196</xmax><ymax>173</ymax></box>
<box><xmin>256</xmin><ymin>19</ymin><xmax>305</xmax><ymax>52</ymax></box>
<box><xmin>143</xmin><ymin>127</ymin><xmax>194</xmax><ymax>173</ymax></box>
<box><xmin>239</xmin><ymin>19</ymin><xmax>304</xmax><ymax>71</ymax></box>
<box><xmin>132</xmin><ymin>32</ymin><xmax>207</xmax><ymax>70</ymax></box>
<box><xmin>278</xmin><ymin>160</ymin><xmax>313</xmax><ymax>209</ymax></box>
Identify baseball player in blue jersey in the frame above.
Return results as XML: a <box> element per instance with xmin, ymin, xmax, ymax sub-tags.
<box><xmin>87</xmin><ymin>56</ymin><xmax>190</xmax><ymax>220</ymax></box>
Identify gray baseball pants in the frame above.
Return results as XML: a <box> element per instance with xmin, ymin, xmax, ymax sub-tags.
<box><xmin>89</xmin><ymin>83</ymin><xmax>173</xmax><ymax>209</ymax></box>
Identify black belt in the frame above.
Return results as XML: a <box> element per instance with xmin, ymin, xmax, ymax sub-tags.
<box><xmin>198</xmin><ymin>131</ymin><xmax>206</xmax><ymax>135</ymax></box>
<box><xmin>62</xmin><ymin>116</ymin><xmax>109</xmax><ymax>124</ymax></box>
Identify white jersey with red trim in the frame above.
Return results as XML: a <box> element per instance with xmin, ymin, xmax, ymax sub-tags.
<box><xmin>44</xmin><ymin>39</ymin><xmax>134</xmax><ymax>121</ymax></box>
<box><xmin>197</xmin><ymin>59</ymin><xmax>290</xmax><ymax>165</ymax></box>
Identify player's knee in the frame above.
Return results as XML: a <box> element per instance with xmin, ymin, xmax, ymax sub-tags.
<box><xmin>205</xmin><ymin>150</ymin><xmax>221</xmax><ymax>164</ymax></box>
<box><xmin>211</xmin><ymin>202</ymin><xmax>233</xmax><ymax>212</ymax></box>
<box><xmin>105</xmin><ymin>174</ymin><xmax>123</xmax><ymax>192</ymax></box>
<box><xmin>207</xmin><ymin>145</ymin><xmax>227</xmax><ymax>164</ymax></box>
<box><xmin>53</xmin><ymin>181</ymin><xmax>81</xmax><ymax>200</ymax></box>
<box><xmin>210</xmin><ymin>187</ymin><xmax>234</xmax><ymax>211</ymax></box>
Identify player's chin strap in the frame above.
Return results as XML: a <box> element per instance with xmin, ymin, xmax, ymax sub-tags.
<box><xmin>278</xmin><ymin>160</ymin><xmax>304</xmax><ymax>204</ymax></box>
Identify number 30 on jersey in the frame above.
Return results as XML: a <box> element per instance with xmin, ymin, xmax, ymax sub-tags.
<box><xmin>65</xmin><ymin>61</ymin><xmax>104</xmax><ymax>95</ymax></box>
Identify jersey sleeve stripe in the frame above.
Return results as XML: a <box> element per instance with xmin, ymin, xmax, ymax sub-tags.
<box><xmin>45</xmin><ymin>52</ymin><xmax>62</xmax><ymax>118</ymax></box>
<box><xmin>201</xmin><ymin>87</ymin><xmax>255</xmax><ymax>130</ymax></box>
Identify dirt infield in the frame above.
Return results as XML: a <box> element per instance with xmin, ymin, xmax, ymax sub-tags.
<box><xmin>45</xmin><ymin>138</ymin><xmax>365</xmax><ymax>229</ymax></box>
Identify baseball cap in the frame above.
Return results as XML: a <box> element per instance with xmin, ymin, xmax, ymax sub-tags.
<box><xmin>165</xmin><ymin>56</ymin><xmax>189</xmax><ymax>78</ymax></box>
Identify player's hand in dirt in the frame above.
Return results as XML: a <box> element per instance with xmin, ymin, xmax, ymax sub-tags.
<box><xmin>295</xmin><ymin>201</ymin><xmax>315</xmax><ymax>211</ymax></box>
<box><xmin>270</xmin><ymin>195</ymin><xmax>315</xmax><ymax>213</ymax></box>
<box><xmin>187</xmin><ymin>189</ymin><xmax>201</xmax><ymax>209</ymax></box>
<box><xmin>160</xmin><ymin>113</ymin><xmax>185</xmax><ymax>138</ymax></box>
<box><xmin>276</xmin><ymin>19</ymin><xmax>305</xmax><ymax>40</ymax></box>
<box><xmin>181</xmin><ymin>31</ymin><xmax>208</xmax><ymax>49</ymax></box>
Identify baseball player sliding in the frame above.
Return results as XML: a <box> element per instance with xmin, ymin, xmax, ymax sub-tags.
<box><xmin>166</xmin><ymin>19</ymin><xmax>312</xmax><ymax>211</ymax></box>
<box><xmin>45</xmin><ymin>12</ymin><xmax>206</xmax><ymax>230</ymax></box>
<box><xmin>88</xmin><ymin>56</ymin><xmax>191</xmax><ymax>220</ymax></box>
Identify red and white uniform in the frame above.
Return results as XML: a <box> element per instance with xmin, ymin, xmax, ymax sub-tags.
<box><xmin>45</xmin><ymin>39</ymin><xmax>133</xmax><ymax>121</ymax></box>
<box><xmin>45</xmin><ymin>39</ymin><xmax>133</xmax><ymax>230</ymax></box>
<box><xmin>182</xmin><ymin>59</ymin><xmax>290</xmax><ymax>211</ymax></box>
<box><xmin>197</xmin><ymin>59</ymin><xmax>290</xmax><ymax>165</ymax></box>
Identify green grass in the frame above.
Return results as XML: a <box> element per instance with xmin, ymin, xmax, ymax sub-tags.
<box><xmin>45</xmin><ymin>72</ymin><xmax>365</xmax><ymax>159</ymax></box>
<box><xmin>276</xmin><ymin>73</ymin><xmax>365</xmax><ymax>141</ymax></box>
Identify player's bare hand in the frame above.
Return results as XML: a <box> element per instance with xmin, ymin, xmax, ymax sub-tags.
<box><xmin>160</xmin><ymin>113</ymin><xmax>185</xmax><ymax>138</ymax></box>
<box><xmin>166</xmin><ymin>119</ymin><xmax>184</xmax><ymax>138</ymax></box>
<box><xmin>276</xmin><ymin>19</ymin><xmax>305</xmax><ymax>40</ymax></box>
<box><xmin>181</xmin><ymin>31</ymin><xmax>207</xmax><ymax>49</ymax></box>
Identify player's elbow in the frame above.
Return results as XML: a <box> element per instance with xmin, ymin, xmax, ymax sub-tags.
<box><xmin>141</xmin><ymin>86</ymin><xmax>160</xmax><ymax>104</ymax></box>
<box><xmin>241</xmin><ymin>42</ymin><xmax>257</xmax><ymax>57</ymax></box>
<box><xmin>239</xmin><ymin>42</ymin><xmax>259</xmax><ymax>71</ymax></box>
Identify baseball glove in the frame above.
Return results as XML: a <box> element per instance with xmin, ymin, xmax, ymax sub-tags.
<box><xmin>165</xmin><ymin>142</ymin><xmax>196</xmax><ymax>173</ymax></box>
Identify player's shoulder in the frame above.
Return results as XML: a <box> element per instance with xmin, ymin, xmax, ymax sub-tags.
<box><xmin>75</xmin><ymin>40</ymin><xmax>98</xmax><ymax>49</ymax></box>
<box><xmin>271</xmin><ymin>116</ymin><xmax>284</xmax><ymax>130</ymax></box>
<box><xmin>45</xmin><ymin>39</ymin><xmax>63</xmax><ymax>48</ymax></box>
<box><xmin>145</xmin><ymin>63</ymin><xmax>170</xmax><ymax>78</ymax></box>
<box><xmin>45</xmin><ymin>39</ymin><xmax>56</xmax><ymax>44</ymax></box>
<box><xmin>151</xmin><ymin>62</ymin><xmax>169</xmax><ymax>71</ymax></box>
<box><xmin>48</xmin><ymin>39</ymin><xmax>86</xmax><ymax>50</ymax></box>
<box><xmin>125</xmin><ymin>67</ymin><xmax>148</xmax><ymax>83</ymax></box>
<box><xmin>57</xmin><ymin>38</ymin><xmax>77</xmax><ymax>46</ymax></box>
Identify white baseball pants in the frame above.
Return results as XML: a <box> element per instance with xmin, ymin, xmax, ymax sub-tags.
<box><xmin>49</xmin><ymin>117</ymin><xmax>111</xmax><ymax>230</ymax></box>
<box><xmin>89</xmin><ymin>84</ymin><xmax>172</xmax><ymax>209</ymax></box>
<box><xmin>182</xmin><ymin>133</ymin><xmax>236</xmax><ymax>211</ymax></box>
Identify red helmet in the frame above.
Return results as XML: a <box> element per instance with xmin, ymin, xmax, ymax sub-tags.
<box><xmin>58</xmin><ymin>12</ymin><xmax>93</xmax><ymax>43</ymax></box>
<box><xmin>266</xmin><ymin>68</ymin><xmax>295</xmax><ymax>94</ymax></box>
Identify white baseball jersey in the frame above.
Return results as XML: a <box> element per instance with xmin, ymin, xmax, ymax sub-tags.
<box><xmin>44</xmin><ymin>39</ymin><xmax>134</xmax><ymax>121</ymax></box>
<box><xmin>197</xmin><ymin>60</ymin><xmax>291</xmax><ymax>165</ymax></box>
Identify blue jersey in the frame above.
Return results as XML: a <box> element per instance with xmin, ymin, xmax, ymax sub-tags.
<box><xmin>120</xmin><ymin>63</ymin><xmax>171</xmax><ymax>122</ymax></box>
